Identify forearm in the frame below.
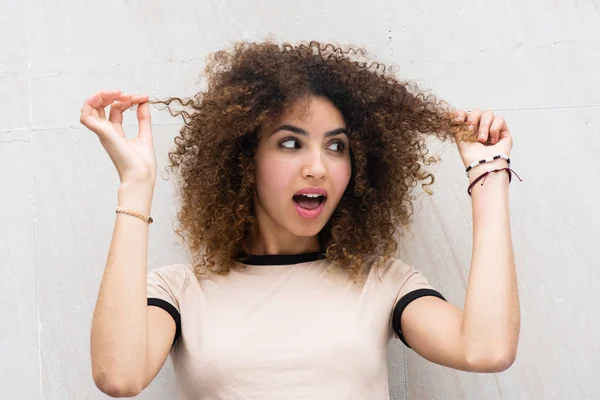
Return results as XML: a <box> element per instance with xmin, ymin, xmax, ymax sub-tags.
<box><xmin>90</xmin><ymin>181</ymin><xmax>154</xmax><ymax>390</ymax></box>
<box><xmin>461</xmin><ymin>160</ymin><xmax>521</xmax><ymax>364</ymax></box>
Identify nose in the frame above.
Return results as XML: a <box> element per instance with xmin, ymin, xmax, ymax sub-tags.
<box><xmin>301</xmin><ymin>151</ymin><xmax>327</xmax><ymax>180</ymax></box>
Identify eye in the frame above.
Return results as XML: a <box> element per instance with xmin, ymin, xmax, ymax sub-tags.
<box><xmin>328</xmin><ymin>141</ymin><xmax>346</xmax><ymax>153</ymax></box>
<box><xmin>278</xmin><ymin>137</ymin><xmax>347</xmax><ymax>153</ymax></box>
<box><xmin>280</xmin><ymin>138</ymin><xmax>301</xmax><ymax>150</ymax></box>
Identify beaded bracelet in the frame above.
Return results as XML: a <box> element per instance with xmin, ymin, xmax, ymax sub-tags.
<box><xmin>115</xmin><ymin>206</ymin><xmax>154</xmax><ymax>223</ymax></box>
<box><xmin>465</xmin><ymin>154</ymin><xmax>510</xmax><ymax>176</ymax></box>
<box><xmin>467</xmin><ymin>167</ymin><xmax>523</xmax><ymax>196</ymax></box>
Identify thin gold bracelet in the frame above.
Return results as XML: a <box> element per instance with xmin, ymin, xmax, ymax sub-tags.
<box><xmin>115</xmin><ymin>206</ymin><xmax>154</xmax><ymax>223</ymax></box>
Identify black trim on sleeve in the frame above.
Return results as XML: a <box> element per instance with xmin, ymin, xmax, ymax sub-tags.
<box><xmin>392</xmin><ymin>289</ymin><xmax>446</xmax><ymax>349</ymax></box>
<box><xmin>148</xmin><ymin>298</ymin><xmax>181</xmax><ymax>346</ymax></box>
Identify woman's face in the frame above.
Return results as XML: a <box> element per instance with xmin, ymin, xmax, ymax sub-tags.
<box><xmin>252</xmin><ymin>95</ymin><xmax>352</xmax><ymax>251</ymax></box>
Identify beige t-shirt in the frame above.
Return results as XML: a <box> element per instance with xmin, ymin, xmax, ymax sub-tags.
<box><xmin>147</xmin><ymin>252</ymin><xmax>445</xmax><ymax>400</ymax></box>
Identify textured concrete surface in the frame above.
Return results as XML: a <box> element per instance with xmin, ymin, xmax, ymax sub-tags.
<box><xmin>1</xmin><ymin>0</ymin><xmax>599</xmax><ymax>399</ymax></box>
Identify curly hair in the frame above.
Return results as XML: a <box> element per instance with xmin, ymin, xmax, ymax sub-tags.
<box><xmin>150</xmin><ymin>40</ymin><xmax>475</xmax><ymax>279</ymax></box>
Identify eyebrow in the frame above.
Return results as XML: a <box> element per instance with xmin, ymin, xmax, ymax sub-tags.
<box><xmin>269</xmin><ymin>124</ymin><xmax>348</xmax><ymax>138</ymax></box>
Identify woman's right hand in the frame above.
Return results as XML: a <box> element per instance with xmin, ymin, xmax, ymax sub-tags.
<box><xmin>80</xmin><ymin>90</ymin><xmax>157</xmax><ymax>186</ymax></box>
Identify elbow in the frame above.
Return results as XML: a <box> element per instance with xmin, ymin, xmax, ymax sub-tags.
<box><xmin>93</xmin><ymin>371</ymin><xmax>143</xmax><ymax>398</ymax></box>
<box><xmin>489</xmin><ymin>352</ymin><xmax>516</xmax><ymax>372</ymax></box>
<box><xmin>465</xmin><ymin>348</ymin><xmax>517</xmax><ymax>373</ymax></box>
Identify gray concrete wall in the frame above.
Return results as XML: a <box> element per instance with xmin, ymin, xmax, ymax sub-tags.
<box><xmin>1</xmin><ymin>0</ymin><xmax>599</xmax><ymax>399</ymax></box>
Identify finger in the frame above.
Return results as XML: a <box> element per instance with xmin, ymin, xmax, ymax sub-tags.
<box><xmin>80</xmin><ymin>98</ymin><xmax>94</xmax><ymax>120</ymax></box>
<box><xmin>97</xmin><ymin>90</ymin><xmax>132</xmax><ymax>116</ymax></box>
<box><xmin>455</xmin><ymin>110</ymin><xmax>467</xmax><ymax>122</ymax></box>
<box><xmin>466</xmin><ymin>108</ymin><xmax>483</xmax><ymax>141</ymax></box>
<box><xmin>496</xmin><ymin>118</ymin><xmax>513</xmax><ymax>149</ymax></box>
<box><xmin>81</xmin><ymin>93</ymin><xmax>105</xmax><ymax>119</ymax></box>
<box><xmin>489</xmin><ymin>116</ymin><xmax>505</xmax><ymax>145</ymax></box>
<box><xmin>80</xmin><ymin>102</ymin><xmax>105</xmax><ymax>134</ymax></box>
<box><xmin>103</xmin><ymin>92</ymin><xmax>133</xmax><ymax>119</ymax></box>
<box><xmin>83</xmin><ymin>90</ymin><xmax>125</xmax><ymax>120</ymax></box>
<box><xmin>89</xmin><ymin>90</ymin><xmax>129</xmax><ymax>108</ymax></box>
<box><xmin>109</xmin><ymin>100</ymin><xmax>134</xmax><ymax>137</ymax></box>
<box><xmin>479</xmin><ymin>110</ymin><xmax>495</xmax><ymax>144</ymax></box>
<box><xmin>80</xmin><ymin>106</ymin><xmax>113</xmax><ymax>140</ymax></box>
<box><xmin>137</xmin><ymin>99</ymin><xmax>152</xmax><ymax>140</ymax></box>
<box><xmin>95</xmin><ymin>90</ymin><xmax>122</xmax><ymax>119</ymax></box>
<box><xmin>132</xmin><ymin>94</ymin><xmax>148</xmax><ymax>104</ymax></box>
<box><xmin>110</xmin><ymin>94</ymin><xmax>148</xmax><ymax>136</ymax></box>
<box><xmin>80</xmin><ymin>90</ymin><xmax>132</xmax><ymax>137</ymax></box>
<box><xmin>80</xmin><ymin>93</ymin><xmax>113</xmax><ymax>134</ymax></box>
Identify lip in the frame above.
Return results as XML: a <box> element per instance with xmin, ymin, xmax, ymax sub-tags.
<box><xmin>293</xmin><ymin>198</ymin><xmax>326</xmax><ymax>219</ymax></box>
<box><xmin>293</xmin><ymin>187</ymin><xmax>328</xmax><ymax>197</ymax></box>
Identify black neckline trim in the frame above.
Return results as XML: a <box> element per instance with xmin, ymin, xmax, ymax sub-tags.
<box><xmin>236</xmin><ymin>251</ymin><xmax>326</xmax><ymax>265</ymax></box>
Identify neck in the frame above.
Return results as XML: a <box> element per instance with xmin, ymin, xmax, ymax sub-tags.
<box><xmin>244</xmin><ymin>226</ymin><xmax>321</xmax><ymax>255</ymax></box>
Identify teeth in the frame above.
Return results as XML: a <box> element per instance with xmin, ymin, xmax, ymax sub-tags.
<box><xmin>300</xmin><ymin>194</ymin><xmax>322</xmax><ymax>198</ymax></box>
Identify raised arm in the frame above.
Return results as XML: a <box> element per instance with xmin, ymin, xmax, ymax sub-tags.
<box><xmin>81</xmin><ymin>90</ymin><xmax>176</xmax><ymax>396</ymax></box>
<box><xmin>397</xmin><ymin>109</ymin><xmax>520</xmax><ymax>372</ymax></box>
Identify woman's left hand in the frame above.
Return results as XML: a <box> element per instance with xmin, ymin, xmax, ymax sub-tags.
<box><xmin>454</xmin><ymin>109</ymin><xmax>513</xmax><ymax>168</ymax></box>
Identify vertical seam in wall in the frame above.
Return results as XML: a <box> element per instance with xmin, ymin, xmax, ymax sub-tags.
<box><xmin>386</xmin><ymin>0</ymin><xmax>393</xmax><ymax>66</ymax></box>
<box><xmin>34</xmin><ymin>185</ymin><xmax>43</xmax><ymax>400</ymax></box>
<box><xmin>494</xmin><ymin>373</ymin><xmax>505</xmax><ymax>400</ymax></box>
<box><xmin>24</xmin><ymin>0</ymin><xmax>43</xmax><ymax>398</ymax></box>
<box><xmin>388</xmin><ymin>2</ymin><xmax>402</xmax><ymax>396</ymax></box>
<box><xmin>404</xmin><ymin>350</ymin><xmax>409</xmax><ymax>400</ymax></box>
<box><xmin>25</xmin><ymin>0</ymin><xmax>33</xmax><ymax>127</ymax></box>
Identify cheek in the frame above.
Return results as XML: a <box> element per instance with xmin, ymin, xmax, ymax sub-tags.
<box><xmin>256</xmin><ymin>154</ymin><xmax>296</xmax><ymax>194</ymax></box>
<box><xmin>332</xmin><ymin>160</ymin><xmax>352</xmax><ymax>196</ymax></box>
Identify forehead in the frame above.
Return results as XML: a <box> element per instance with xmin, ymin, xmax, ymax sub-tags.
<box><xmin>270</xmin><ymin>95</ymin><xmax>346</xmax><ymax>128</ymax></box>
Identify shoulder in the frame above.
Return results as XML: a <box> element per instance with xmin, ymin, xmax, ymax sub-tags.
<box><xmin>147</xmin><ymin>263</ymin><xmax>192</xmax><ymax>296</ymax></box>
<box><xmin>371</xmin><ymin>254</ymin><xmax>414</xmax><ymax>284</ymax></box>
<box><xmin>369</xmin><ymin>255</ymin><xmax>436</xmax><ymax>301</ymax></box>
<box><xmin>149</xmin><ymin>263</ymin><xmax>191</xmax><ymax>279</ymax></box>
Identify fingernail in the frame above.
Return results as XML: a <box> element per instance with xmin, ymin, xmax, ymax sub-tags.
<box><xmin>468</xmin><ymin>125</ymin><xmax>475</xmax><ymax>131</ymax></box>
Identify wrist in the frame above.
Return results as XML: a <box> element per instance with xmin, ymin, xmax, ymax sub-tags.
<box><xmin>117</xmin><ymin>181</ymin><xmax>155</xmax><ymax>215</ymax></box>
<box><xmin>467</xmin><ymin>159</ymin><xmax>510</xmax><ymax>183</ymax></box>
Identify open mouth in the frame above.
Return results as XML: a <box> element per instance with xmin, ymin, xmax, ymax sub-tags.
<box><xmin>292</xmin><ymin>194</ymin><xmax>327</xmax><ymax>210</ymax></box>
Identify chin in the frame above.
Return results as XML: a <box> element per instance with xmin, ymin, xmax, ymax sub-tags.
<box><xmin>288</xmin><ymin>224</ymin><xmax>324</xmax><ymax>238</ymax></box>
<box><xmin>292</xmin><ymin>205</ymin><xmax>338</xmax><ymax>236</ymax></box>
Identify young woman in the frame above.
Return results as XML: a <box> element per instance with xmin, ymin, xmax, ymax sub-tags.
<box><xmin>82</xmin><ymin>41</ymin><xmax>520</xmax><ymax>399</ymax></box>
